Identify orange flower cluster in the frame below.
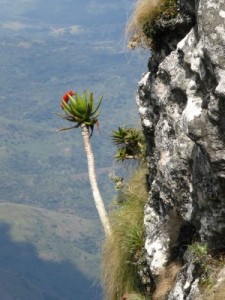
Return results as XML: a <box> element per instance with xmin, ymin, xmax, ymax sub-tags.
<box><xmin>61</xmin><ymin>90</ymin><xmax>75</xmax><ymax>109</ymax></box>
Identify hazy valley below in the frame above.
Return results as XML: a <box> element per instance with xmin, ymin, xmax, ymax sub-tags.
<box><xmin>0</xmin><ymin>0</ymin><xmax>148</xmax><ymax>298</ymax></box>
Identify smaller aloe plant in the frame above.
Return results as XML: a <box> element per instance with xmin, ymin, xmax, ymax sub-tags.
<box><xmin>112</xmin><ymin>127</ymin><xmax>145</xmax><ymax>161</ymax></box>
<box><xmin>56</xmin><ymin>90</ymin><xmax>102</xmax><ymax>136</ymax></box>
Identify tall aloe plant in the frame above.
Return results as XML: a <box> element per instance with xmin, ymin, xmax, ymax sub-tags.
<box><xmin>56</xmin><ymin>90</ymin><xmax>112</xmax><ymax>237</ymax></box>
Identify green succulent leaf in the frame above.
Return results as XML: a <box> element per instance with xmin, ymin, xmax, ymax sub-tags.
<box><xmin>84</xmin><ymin>103</ymin><xmax>92</xmax><ymax>119</ymax></box>
<box><xmin>91</xmin><ymin>109</ymin><xmax>101</xmax><ymax>120</ymax></box>
<box><xmin>57</xmin><ymin>125</ymin><xmax>78</xmax><ymax>131</ymax></box>
<box><xmin>114</xmin><ymin>148</ymin><xmax>127</xmax><ymax>161</ymax></box>
<box><xmin>54</xmin><ymin>112</ymin><xmax>67</xmax><ymax>119</ymax></box>
<box><xmin>62</xmin><ymin>100</ymin><xmax>73</xmax><ymax>114</ymax></box>
<box><xmin>67</xmin><ymin>94</ymin><xmax>76</xmax><ymax>106</ymax></box>
<box><xmin>91</xmin><ymin>96</ymin><xmax>103</xmax><ymax>117</ymax></box>
<box><xmin>69</xmin><ymin>103</ymin><xmax>86</xmax><ymax>119</ymax></box>
<box><xmin>112</xmin><ymin>127</ymin><xmax>146</xmax><ymax>161</ymax></box>
<box><xmin>75</xmin><ymin>92</ymin><xmax>88</xmax><ymax>114</ymax></box>
<box><xmin>112</xmin><ymin>127</ymin><xmax>128</xmax><ymax>145</ymax></box>
<box><xmin>89</xmin><ymin>92</ymin><xmax>94</xmax><ymax>112</ymax></box>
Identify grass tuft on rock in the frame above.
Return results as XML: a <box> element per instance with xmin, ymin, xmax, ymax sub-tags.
<box><xmin>126</xmin><ymin>0</ymin><xmax>178</xmax><ymax>49</ymax></box>
<box><xmin>101</xmin><ymin>167</ymin><xmax>148</xmax><ymax>300</ymax></box>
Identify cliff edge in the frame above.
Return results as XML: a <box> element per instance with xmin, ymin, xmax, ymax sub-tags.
<box><xmin>137</xmin><ymin>0</ymin><xmax>225</xmax><ymax>298</ymax></box>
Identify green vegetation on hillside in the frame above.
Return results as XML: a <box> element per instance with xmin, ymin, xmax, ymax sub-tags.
<box><xmin>0</xmin><ymin>203</ymin><xmax>100</xmax><ymax>278</ymax></box>
<box><xmin>0</xmin><ymin>203</ymin><xmax>101</xmax><ymax>299</ymax></box>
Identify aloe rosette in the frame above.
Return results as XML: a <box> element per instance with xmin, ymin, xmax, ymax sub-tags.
<box><xmin>56</xmin><ymin>90</ymin><xmax>102</xmax><ymax>136</ymax></box>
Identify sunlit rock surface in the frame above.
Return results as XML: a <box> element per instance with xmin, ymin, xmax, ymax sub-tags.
<box><xmin>137</xmin><ymin>0</ymin><xmax>225</xmax><ymax>298</ymax></box>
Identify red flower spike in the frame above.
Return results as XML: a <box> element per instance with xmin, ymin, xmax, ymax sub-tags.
<box><xmin>61</xmin><ymin>90</ymin><xmax>75</xmax><ymax>109</ymax></box>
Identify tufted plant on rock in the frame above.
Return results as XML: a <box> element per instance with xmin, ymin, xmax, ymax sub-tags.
<box><xmin>101</xmin><ymin>168</ymin><xmax>149</xmax><ymax>300</ymax></box>
<box><xmin>56</xmin><ymin>90</ymin><xmax>112</xmax><ymax>237</ymax></box>
<box><xmin>126</xmin><ymin>0</ymin><xmax>178</xmax><ymax>49</ymax></box>
<box><xmin>112</xmin><ymin>127</ymin><xmax>145</xmax><ymax>161</ymax></box>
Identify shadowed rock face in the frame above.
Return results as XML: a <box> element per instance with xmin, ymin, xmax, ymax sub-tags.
<box><xmin>137</xmin><ymin>0</ymin><xmax>225</xmax><ymax>297</ymax></box>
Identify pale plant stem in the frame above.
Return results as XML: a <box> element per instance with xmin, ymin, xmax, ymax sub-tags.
<box><xmin>81</xmin><ymin>124</ymin><xmax>112</xmax><ymax>237</ymax></box>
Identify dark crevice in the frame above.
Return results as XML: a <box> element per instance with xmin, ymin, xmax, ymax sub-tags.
<box><xmin>170</xmin><ymin>222</ymin><xmax>198</xmax><ymax>262</ymax></box>
<box><xmin>170</xmin><ymin>88</ymin><xmax>188</xmax><ymax>111</ymax></box>
<box><xmin>147</xmin><ymin>1</ymin><xmax>196</xmax><ymax>74</ymax></box>
<box><xmin>218</xmin><ymin>96</ymin><xmax>225</xmax><ymax>142</ymax></box>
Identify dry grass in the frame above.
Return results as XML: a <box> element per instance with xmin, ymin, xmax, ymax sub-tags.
<box><xmin>123</xmin><ymin>293</ymin><xmax>146</xmax><ymax>300</ymax></box>
<box><xmin>126</xmin><ymin>0</ymin><xmax>177</xmax><ymax>49</ymax></box>
<box><xmin>204</xmin><ymin>281</ymin><xmax>225</xmax><ymax>300</ymax></box>
<box><xmin>101</xmin><ymin>168</ymin><xmax>149</xmax><ymax>300</ymax></box>
<box><xmin>127</xmin><ymin>0</ymin><xmax>164</xmax><ymax>48</ymax></box>
<box><xmin>153</xmin><ymin>262</ymin><xmax>180</xmax><ymax>300</ymax></box>
<box><xmin>196</xmin><ymin>255</ymin><xmax>225</xmax><ymax>300</ymax></box>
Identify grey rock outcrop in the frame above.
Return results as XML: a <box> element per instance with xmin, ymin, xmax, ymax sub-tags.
<box><xmin>137</xmin><ymin>0</ymin><xmax>225</xmax><ymax>298</ymax></box>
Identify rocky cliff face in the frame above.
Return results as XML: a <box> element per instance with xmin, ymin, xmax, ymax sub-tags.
<box><xmin>137</xmin><ymin>0</ymin><xmax>225</xmax><ymax>298</ymax></box>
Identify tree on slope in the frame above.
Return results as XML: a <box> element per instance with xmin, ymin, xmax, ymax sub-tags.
<box><xmin>56</xmin><ymin>90</ymin><xmax>112</xmax><ymax>237</ymax></box>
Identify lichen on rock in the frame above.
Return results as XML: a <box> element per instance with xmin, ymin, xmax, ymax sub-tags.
<box><xmin>136</xmin><ymin>0</ymin><xmax>225</xmax><ymax>298</ymax></box>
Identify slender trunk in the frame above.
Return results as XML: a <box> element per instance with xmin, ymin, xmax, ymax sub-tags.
<box><xmin>81</xmin><ymin>124</ymin><xmax>112</xmax><ymax>237</ymax></box>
